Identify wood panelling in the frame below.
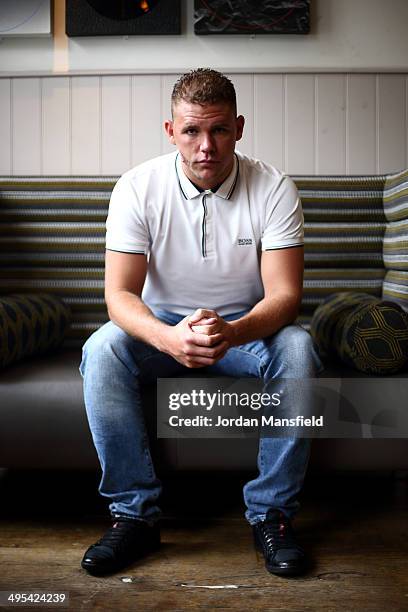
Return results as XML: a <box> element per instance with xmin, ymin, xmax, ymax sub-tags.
<box><xmin>1</xmin><ymin>471</ymin><xmax>407</xmax><ymax>612</ymax></box>
<box><xmin>0</xmin><ymin>79</ymin><xmax>11</xmax><ymax>174</ymax></box>
<box><xmin>71</xmin><ymin>76</ymin><xmax>101</xmax><ymax>175</ymax></box>
<box><xmin>1</xmin><ymin>73</ymin><xmax>407</xmax><ymax>176</ymax></box>
<box><xmin>42</xmin><ymin>77</ymin><xmax>70</xmax><ymax>175</ymax></box>
<box><xmin>12</xmin><ymin>78</ymin><xmax>41</xmax><ymax>175</ymax></box>
<box><xmin>254</xmin><ymin>75</ymin><xmax>284</xmax><ymax>169</ymax></box>
<box><xmin>377</xmin><ymin>74</ymin><xmax>406</xmax><ymax>173</ymax></box>
<box><xmin>347</xmin><ymin>75</ymin><xmax>377</xmax><ymax>174</ymax></box>
<box><xmin>286</xmin><ymin>75</ymin><xmax>316</xmax><ymax>174</ymax></box>
<box><xmin>101</xmin><ymin>75</ymin><xmax>131</xmax><ymax>174</ymax></box>
<box><xmin>228</xmin><ymin>73</ymin><xmax>253</xmax><ymax>157</ymax></box>
<box><xmin>132</xmin><ymin>75</ymin><xmax>161</xmax><ymax>167</ymax></box>
<box><xmin>161</xmin><ymin>74</ymin><xmax>181</xmax><ymax>156</ymax></box>
<box><xmin>316</xmin><ymin>75</ymin><xmax>346</xmax><ymax>174</ymax></box>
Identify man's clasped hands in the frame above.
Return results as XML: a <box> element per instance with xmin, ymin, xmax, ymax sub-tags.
<box><xmin>163</xmin><ymin>308</ymin><xmax>237</xmax><ymax>368</ymax></box>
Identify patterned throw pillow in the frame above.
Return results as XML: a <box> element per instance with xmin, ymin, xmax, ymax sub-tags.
<box><xmin>0</xmin><ymin>294</ymin><xmax>71</xmax><ymax>368</ymax></box>
<box><xmin>310</xmin><ymin>292</ymin><xmax>408</xmax><ymax>374</ymax></box>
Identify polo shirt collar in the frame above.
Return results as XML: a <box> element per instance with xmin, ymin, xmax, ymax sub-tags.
<box><xmin>175</xmin><ymin>152</ymin><xmax>239</xmax><ymax>201</ymax></box>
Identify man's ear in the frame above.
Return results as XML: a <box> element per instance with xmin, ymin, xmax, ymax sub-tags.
<box><xmin>235</xmin><ymin>115</ymin><xmax>245</xmax><ymax>142</ymax></box>
<box><xmin>164</xmin><ymin>119</ymin><xmax>176</xmax><ymax>145</ymax></box>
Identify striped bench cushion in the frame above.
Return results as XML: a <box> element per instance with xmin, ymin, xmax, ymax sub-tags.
<box><xmin>382</xmin><ymin>270</ymin><xmax>408</xmax><ymax>312</ymax></box>
<box><xmin>301</xmin><ymin>268</ymin><xmax>385</xmax><ymax>315</ymax></box>
<box><xmin>383</xmin><ymin>169</ymin><xmax>408</xmax><ymax>271</ymax></box>
<box><xmin>381</xmin><ymin>170</ymin><xmax>408</xmax><ymax>312</ymax></box>
<box><xmin>0</xmin><ymin>173</ymin><xmax>396</xmax><ymax>346</ymax></box>
<box><xmin>295</xmin><ymin>176</ymin><xmax>386</xmax><ymax>222</ymax></box>
<box><xmin>295</xmin><ymin>175</ymin><xmax>386</xmax><ymax>269</ymax></box>
<box><xmin>0</xmin><ymin>177</ymin><xmax>113</xmax><ymax>347</ymax></box>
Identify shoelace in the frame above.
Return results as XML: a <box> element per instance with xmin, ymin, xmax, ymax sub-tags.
<box><xmin>96</xmin><ymin>521</ymin><xmax>141</xmax><ymax>554</ymax></box>
<box><xmin>259</xmin><ymin>515</ymin><xmax>300</xmax><ymax>551</ymax></box>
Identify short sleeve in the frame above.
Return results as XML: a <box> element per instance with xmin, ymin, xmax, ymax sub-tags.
<box><xmin>261</xmin><ymin>175</ymin><xmax>304</xmax><ymax>251</ymax></box>
<box><xmin>105</xmin><ymin>175</ymin><xmax>150</xmax><ymax>254</ymax></box>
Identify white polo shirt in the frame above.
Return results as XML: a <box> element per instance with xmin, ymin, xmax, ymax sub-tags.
<box><xmin>106</xmin><ymin>150</ymin><xmax>303</xmax><ymax>316</ymax></box>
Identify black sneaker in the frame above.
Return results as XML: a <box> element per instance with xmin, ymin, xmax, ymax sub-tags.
<box><xmin>81</xmin><ymin>517</ymin><xmax>160</xmax><ymax>576</ymax></box>
<box><xmin>253</xmin><ymin>509</ymin><xmax>307</xmax><ymax>577</ymax></box>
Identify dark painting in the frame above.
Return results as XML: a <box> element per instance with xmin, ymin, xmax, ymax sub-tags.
<box><xmin>66</xmin><ymin>0</ymin><xmax>181</xmax><ymax>37</ymax></box>
<box><xmin>194</xmin><ymin>0</ymin><xmax>310</xmax><ymax>35</ymax></box>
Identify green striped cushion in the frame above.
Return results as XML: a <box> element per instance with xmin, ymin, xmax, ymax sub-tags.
<box><xmin>0</xmin><ymin>173</ymin><xmax>399</xmax><ymax>348</ymax></box>
<box><xmin>303</xmin><ymin>222</ymin><xmax>385</xmax><ymax>268</ymax></box>
<box><xmin>383</xmin><ymin>219</ymin><xmax>408</xmax><ymax>270</ymax></box>
<box><xmin>382</xmin><ymin>270</ymin><xmax>408</xmax><ymax>312</ymax></box>
<box><xmin>295</xmin><ymin>176</ymin><xmax>386</xmax><ymax>223</ymax></box>
<box><xmin>382</xmin><ymin>170</ymin><xmax>408</xmax><ymax>272</ymax></box>
<box><xmin>301</xmin><ymin>268</ymin><xmax>384</xmax><ymax>317</ymax></box>
<box><xmin>383</xmin><ymin>169</ymin><xmax>408</xmax><ymax>222</ymax></box>
<box><xmin>294</xmin><ymin>176</ymin><xmax>386</xmax><ymax>269</ymax></box>
<box><xmin>0</xmin><ymin>177</ymin><xmax>113</xmax><ymax>347</ymax></box>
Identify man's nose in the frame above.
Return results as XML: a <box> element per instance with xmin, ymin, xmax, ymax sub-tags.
<box><xmin>200</xmin><ymin>133</ymin><xmax>215</xmax><ymax>153</ymax></box>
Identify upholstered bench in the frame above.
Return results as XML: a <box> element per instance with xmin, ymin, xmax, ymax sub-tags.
<box><xmin>0</xmin><ymin>171</ymin><xmax>407</xmax><ymax>470</ymax></box>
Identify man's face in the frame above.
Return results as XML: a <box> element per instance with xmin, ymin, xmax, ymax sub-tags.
<box><xmin>165</xmin><ymin>100</ymin><xmax>245</xmax><ymax>190</ymax></box>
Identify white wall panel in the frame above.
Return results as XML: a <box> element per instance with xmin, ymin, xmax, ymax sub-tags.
<box><xmin>2</xmin><ymin>72</ymin><xmax>408</xmax><ymax>177</ymax></box>
<box><xmin>132</xmin><ymin>75</ymin><xmax>161</xmax><ymax>167</ymax></box>
<box><xmin>161</xmin><ymin>74</ymin><xmax>180</xmax><ymax>156</ymax></box>
<box><xmin>0</xmin><ymin>79</ymin><xmax>11</xmax><ymax>174</ymax></box>
<box><xmin>286</xmin><ymin>75</ymin><xmax>315</xmax><ymax>174</ymax></box>
<box><xmin>42</xmin><ymin>77</ymin><xmax>70</xmax><ymax>175</ymax></box>
<box><xmin>71</xmin><ymin>76</ymin><xmax>100</xmax><ymax>174</ymax></box>
<box><xmin>316</xmin><ymin>75</ymin><xmax>346</xmax><ymax>174</ymax></box>
<box><xmin>229</xmin><ymin>74</ymin><xmax>253</xmax><ymax>157</ymax></box>
<box><xmin>12</xmin><ymin>78</ymin><xmax>41</xmax><ymax>175</ymax></box>
<box><xmin>378</xmin><ymin>74</ymin><xmax>406</xmax><ymax>174</ymax></box>
<box><xmin>254</xmin><ymin>75</ymin><xmax>284</xmax><ymax>169</ymax></box>
<box><xmin>347</xmin><ymin>75</ymin><xmax>376</xmax><ymax>174</ymax></box>
<box><xmin>101</xmin><ymin>76</ymin><xmax>131</xmax><ymax>175</ymax></box>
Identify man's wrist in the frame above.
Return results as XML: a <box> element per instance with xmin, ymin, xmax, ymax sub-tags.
<box><xmin>228</xmin><ymin>319</ymin><xmax>243</xmax><ymax>346</ymax></box>
<box><xmin>152</xmin><ymin>322</ymin><xmax>173</xmax><ymax>355</ymax></box>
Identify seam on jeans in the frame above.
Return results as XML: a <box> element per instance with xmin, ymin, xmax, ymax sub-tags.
<box><xmin>227</xmin><ymin>346</ymin><xmax>266</xmax><ymax>377</ymax></box>
<box><xmin>110</xmin><ymin>344</ymin><xmax>142</xmax><ymax>378</ymax></box>
<box><xmin>143</xmin><ymin>432</ymin><xmax>155</xmax><ymax>479</ymax></box>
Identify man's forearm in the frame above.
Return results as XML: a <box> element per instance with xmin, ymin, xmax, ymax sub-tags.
<box><xmin>106</xmin><ymin>291</ymin><xmax>171</xmax><ymax>352</ymax></box>
<box><xmin>229</xmin><ymin>293</ymin><xmax>301</xmax><ymax>346</ymax></box>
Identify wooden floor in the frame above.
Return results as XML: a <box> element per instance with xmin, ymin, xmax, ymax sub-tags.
<box><xmin>0</xmin><ymin>469</ymin><xmax>407</xmax><ymax>611</ymax></box>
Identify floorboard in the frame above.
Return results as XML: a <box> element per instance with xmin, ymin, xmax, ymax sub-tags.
<box><xmin>0</xmin><ymin>470</ymin><xmax>406</xmax><ymax>611</ymax></box>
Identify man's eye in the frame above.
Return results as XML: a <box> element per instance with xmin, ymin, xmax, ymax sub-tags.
<box><xmin>214</xmin><ymin>127</ymin><xmax>227</xmax><ymax>134</ymax></box>
<box><xmin>185</xmin><ymin>129</ymin><xmax>197</xmax><ymax>135</ymax></box>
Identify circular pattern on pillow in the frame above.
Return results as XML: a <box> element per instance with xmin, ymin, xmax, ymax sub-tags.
<box><xmin>310</xmin><ymin>292</ymin><xmax>408</xmax><ymax>374</ymax></box>
<box><xmin>0</xmin><ymin>293</ymin><xmax>71</xmax><ymax>369</ymax></box>
<box><xmin>310</xmin><ymin>292</ymin><xmax>376</xmax><ymax>360</ymax></box>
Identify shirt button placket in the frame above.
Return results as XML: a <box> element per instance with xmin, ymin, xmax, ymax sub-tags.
<box><xmin>204</xmin><ymin>192</ymin><xmax>214</xmax><ymax>257</ymax></box>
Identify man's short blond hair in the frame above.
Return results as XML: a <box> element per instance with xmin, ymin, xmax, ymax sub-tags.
<box><xmin>171</xmin><ymin>68</ymin><xmax>237</xmax><ymax>117</ymax></box>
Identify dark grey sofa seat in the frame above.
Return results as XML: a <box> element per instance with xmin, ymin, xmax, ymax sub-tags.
<box><xmin>0</xmin><ymin>349</ymin><xmax>407</xmax><ymax>471</ymax></box>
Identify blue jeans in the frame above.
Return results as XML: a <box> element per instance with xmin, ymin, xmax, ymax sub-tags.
<box><xmin>79</xmin><ymin>310</ymin><xmax>322</xmax><ymax>525</ymax></box>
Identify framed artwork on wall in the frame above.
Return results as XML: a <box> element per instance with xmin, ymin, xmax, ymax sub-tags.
<box><xmin>194</xmin><ymin>0</ymin><xmax>310</xmax><ymax>35</ymax></box>
<box><xmin>0</xmin><ymin>0</ymin><xmax>52</xmax><ymax>37</ymax></box>
<box><xmin>66</xmin><ymin>0</ymin><xmax>181</xmax><ymax>37</ymax></box>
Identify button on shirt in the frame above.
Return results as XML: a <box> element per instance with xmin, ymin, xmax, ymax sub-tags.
<box><xmin>105</xmin><ymin>150</ymin><xmax>304</xmax><ymax>316</ymax></box>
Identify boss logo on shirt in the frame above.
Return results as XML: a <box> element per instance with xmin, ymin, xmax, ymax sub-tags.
<box><xmin>237</xmin><ymin>238</ymin><xmax>253</xmax><ymax>246</ymax></box>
